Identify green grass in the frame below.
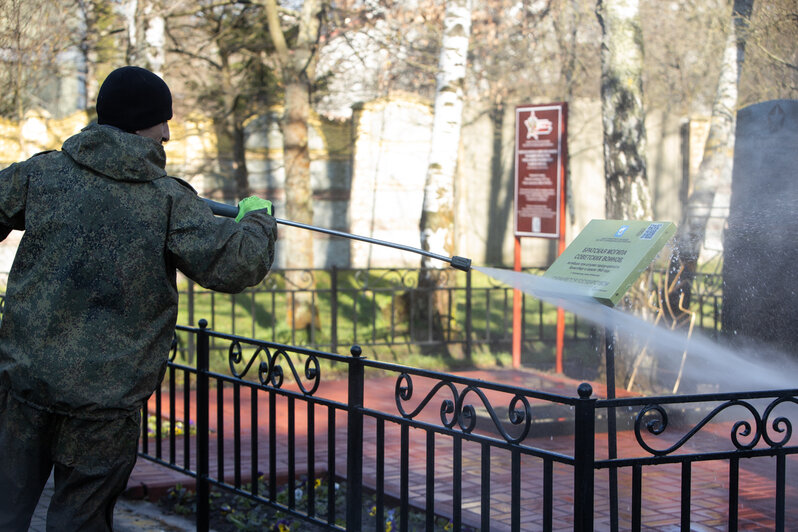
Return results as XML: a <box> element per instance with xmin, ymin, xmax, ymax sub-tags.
<box><xmin>171</xmin><ymin>266</ymin><xmax>723</xmax><ymax>379</ymax></box>
<box><xmin>172</xmin><ymin>270</ymin><xmax>580</xmax><ymax>374</ymax></box>
<box><xmin>7</xmin><ymin>267</ymin><xmax>720</xmax><ymax>382</ymax></box>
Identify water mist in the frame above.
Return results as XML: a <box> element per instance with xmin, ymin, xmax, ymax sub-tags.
<box><xmin>476</xmin><ymin>266</ymin><xmax>798</xmax><ymax>394</ymax></box>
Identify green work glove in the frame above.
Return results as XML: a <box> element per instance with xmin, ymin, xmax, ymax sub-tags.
<box><xmin>235</xmin><ymin>196</ymin><xmax>273</xmax><ymax>222</ymax></box>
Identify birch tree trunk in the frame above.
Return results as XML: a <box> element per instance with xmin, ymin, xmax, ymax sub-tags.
<box><xmin>420</xmin><ymin>0</ymin><xmax>472</xmax><ymax>269</ymax></box>
<box><xmin>417</xmin><ymin>0</ymin><xmax>472</xmax><ymax>341</ymax></box>
<box><xmin>669</xmin><ymin>0</ymin><xmax>754</xmax><ymax>306</ymax></box>
<box><xmin>122</xmin><ymin>0</ymin><xmax>165</xmax><ymax>75</ymax></box>
<box><xmin>142</xmin><ymin>2</ymin><xmax>165</xmax><ymax>76</ymax></box>
<box><xmin>596</xmin><ymin>0</ymin><xmax>652</xmax><ymax>222</ymax></box>
<box><xmin>265</xmin><ymin>0</ymin><xmax>323</xmax><ymax>331</ymax></box>
<box><xmin>596</xmin><ymin>0</ymin><xmax>653</xmax><ymax>387</ymax></box>
<box><xmin>123</xmin><ymin>0</ymin><xmax>138</xmax><ymax>65</ymax></box>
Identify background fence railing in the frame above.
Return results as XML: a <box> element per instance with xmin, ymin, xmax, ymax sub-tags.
<box><xmin>174</xmin><ymin>268</ymin><xmax>724</xmax><ymax>367</ymax></box>
<box><xmin>141</xmin><ymin>321</ymin><xmax>798</xmax><ymax>531</ymax></box>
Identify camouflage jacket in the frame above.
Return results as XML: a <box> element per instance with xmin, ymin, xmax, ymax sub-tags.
<box><xmin>0</xmin><ymin>123</ymin><xmax>277</xmax><ymax>418</ymax></box>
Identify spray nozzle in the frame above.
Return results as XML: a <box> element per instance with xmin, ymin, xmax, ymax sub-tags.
<box><xmin>450</xmin><ymin>256</ymin><xmax>472</xmax><ymax>272</ymax></box>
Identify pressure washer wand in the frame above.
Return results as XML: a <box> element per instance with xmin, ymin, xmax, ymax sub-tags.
<box><xmin>202</xmin><ymin>197</ymin><xmax>472</xmax><ymax>272</ymax></box>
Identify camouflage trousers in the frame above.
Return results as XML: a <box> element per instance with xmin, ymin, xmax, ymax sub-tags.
<box><xmin>0</xmin><ymin>387</ymin><xmax>140</xmax><ymax>531</ymax></box>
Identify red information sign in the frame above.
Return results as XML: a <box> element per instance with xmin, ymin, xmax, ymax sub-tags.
<box><xmin>513</xmin><ymin>103</ymin><xmax>567</xmax><ymax>238</ymax></box>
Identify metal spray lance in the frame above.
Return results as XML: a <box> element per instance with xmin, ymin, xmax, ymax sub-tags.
<box><xmin>201</xmin><ymin>198</ymin><xmax>472</xmax><ymax>272</ymax></box>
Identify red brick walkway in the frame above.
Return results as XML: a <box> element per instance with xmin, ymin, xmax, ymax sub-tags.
<box><xmin>126</xmin><ymin>368</ymin><xmax>798</xmax><ymax>530</ymax></box>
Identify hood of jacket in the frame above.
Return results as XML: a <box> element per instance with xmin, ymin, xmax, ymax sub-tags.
<box><xmin>61</xmin><ymin>123</ymin><xmax>167</xmax><ymax>183</ymax></box>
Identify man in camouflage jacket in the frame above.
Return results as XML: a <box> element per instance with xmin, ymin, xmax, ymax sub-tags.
<box><xmin>0</xmin><ymin>66</ymin><xmax>277</xmax><ymax>530</ymax></box>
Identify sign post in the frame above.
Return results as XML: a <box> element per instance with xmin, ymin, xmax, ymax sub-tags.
<box><xmin>543</xmin><ymin>218</ymin><xmax>676</xmax><ymax>532</ymax></box>
<box><xmin>512</xmin><ymin>102</ymin><xmax>567</xmax><ymax>370</ymax></box>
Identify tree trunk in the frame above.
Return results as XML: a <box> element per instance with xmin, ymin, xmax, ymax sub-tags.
<box><xmin>596</xmin><ymin>0</ymin><xmax>652</xmax><ymax>222</ymax></box>
<box><xmin>420</xmin><ymin>0</ymin><xmax>472</xmax><ymax>267</ymax></box>
<box><xmin>122</xmin><ymin>0</ymin><xmax>164</xmax><ymax>75</ymax></box>
<box><xmin>596</xmin><ymin>0</ymin><xmax>654</xmax><ymax>389</ymax></box>
<box><xmin>668</xmin><ymin>0</ymin><xmax>754</xmax><ymax>307</ymax></box>
<box><xmin>265</xmin><ymin>0</ymin><xmax>323</xmax><ymax>332</ymax></box>
<box><xmin>232</xmin><ymin>120</ymin><xmax>250</xmax><ymax>200</ymax></box>
<box><xmin>122</xmin><ymin>0</ymin><xmax>138</xmax><ymax>64</ymax></box>
<box><xmin>79</xmin><ymin>0</ymin><xmax>130</xmax><ymax>109</ymax></box>
<box><xmin>217</xmin><ymin>53</ymin><xmax>251</xmax><ymax>200</ymax></box>
<box><xmin>418</xmin><ymin>0</ymin><xmax>472</xmax><ymax>341</ymax></box>
<box><xmin>142</xmin><ymin>3</ymin><xmax>165</xmax><ymax>75</ymax></box>
<box><xmin>282</xmin><ymin>78</ymin><xmax>317</xmax><ymax>330</ymax></box>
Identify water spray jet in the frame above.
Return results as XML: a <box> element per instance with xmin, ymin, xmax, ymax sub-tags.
<box><xmin>476</xmin><ymin>265</ymin><xmax>798</xmax><ymax>393</ymax></box>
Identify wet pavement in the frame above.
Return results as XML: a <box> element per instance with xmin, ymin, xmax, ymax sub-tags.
<box><xmin>27</xmin><ymin>367</ymin><xmax>798</xmax><ymax>530</ymax></box>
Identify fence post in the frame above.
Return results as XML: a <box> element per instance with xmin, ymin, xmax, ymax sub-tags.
<box><xmin>465</xmin><ymin>269</ymin><xmax>472</xmax><ymax>359</ymax></box>
<box><xmin>188</xmin><ymin>279</ymin><xmax>195</xmax><ymax>364</ymax></box>
<box><xmin>331</xmin><ymin>266</ymin><xmax>338</xmax><ymax>352</ymax></box>
<box><xmin>604</xmin><ymin>327</ymin><xmax>619</xmax><ymax>532</ymax></box>
<box><xmin>196</xmin><ymin>319</ymin><xmax>210</xmax><ymax>532</ymax></box>
<box><xmin>346</xmin><ymin>345</ymin><xmax>364</xmax><ymax>530</ymax></box>
<box><xmin>573</xmin><ymin>382</ymin><xmax>595</xmax><ymax>532</ymax></box>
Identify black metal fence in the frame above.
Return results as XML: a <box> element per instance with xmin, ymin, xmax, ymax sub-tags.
<box><xmin>140</xmin><ymin>321</ymin><xmax>798</xmax><ymax>531</ymax></box>
<box><xmin>176</xmin><ymin>268</ymin><xmax>724</xmax><ymax>360</ymax></box>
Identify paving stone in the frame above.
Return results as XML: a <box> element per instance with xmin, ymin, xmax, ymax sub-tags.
<box><xmin>114</xmin><ymin>368</ymin><xmax>798</xmax><ymax>529</ymax></box>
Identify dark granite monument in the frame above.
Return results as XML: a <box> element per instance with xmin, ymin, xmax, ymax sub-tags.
<box><xmin>722</xmin><ymin>100</ymin><xmax>798</xmax><ymax>356</ymax></box>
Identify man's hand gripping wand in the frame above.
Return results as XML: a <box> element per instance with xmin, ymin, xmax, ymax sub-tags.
<box><xmin>202</xmin><ymin>197</ymin><xmax>472</xmax><ymax>272</ymax></box>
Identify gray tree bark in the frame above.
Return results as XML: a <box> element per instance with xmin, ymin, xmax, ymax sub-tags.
<box><xmin>417</xmin><ymin>0</ymin><xmax>472</xmax><ymax>342</ymax></box>
<box><xmin>596</xmin><ymin>0</ymin><xmax>652</xmax><ymax>222</ymax></box>
<box><xmin>265</xmin><ymin>0</ymin><xmax>324</xmax><ymax>330</ymax></box>
<box><xmin>419</xmin><ymin>0</ymin><xmax>472</xmax><ymax>270</ymax></box>
<box><xmin>596</xmin><ymin>0</ymin><xmax>654</xmax><ymax>389</ymax></box>
<box><xmin>669</xmin><ymin>0</ymin><xmax>755</xmax><ymax>306</ymax></box>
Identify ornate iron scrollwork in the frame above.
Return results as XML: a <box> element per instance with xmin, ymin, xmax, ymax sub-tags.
<box><xmin>634</xmin><ymin>399</ymin><xmax>771</xmax><ymax>456</ymax></box>
<box><xmin>169</xmin><ymin>333</ymin><xmax>179</xmax><ymax>362</ymax></box>
<box><xmin>395</xmin><ymin>373</ymin><xmax>459</xmax><ymax>428</ymax></box>
<box><xmin>457</xmin><ymin>386</ymin><xmax>531</xmax><ymax>444</ymax></box>
<box><xmin>761</xmin><ymin>396</ymin><xmax>798</xmax><ymax>447</ymax></box>
<box><xmin>284</xmin><ymin>269</ymin><xmax>316</xmax><ymax>290</ymax></box>
<box><xmin>261</xmin><ymin>273</ymin><xmax>281</xmax><ymax>290</ymax></box>
<box><xmin>228</xmin><ymin>339</ymin><xmax>320</xmax><ymax>396</ymax></box>
<box><xmin>394</xmin><ymin>373</ymin><xmax>532</xmax><ymax>444</ymax></box>
<box><xmin>352</xmin><ymin>268</ymin><xmax>419</xmax><ymax>290</ymax></box>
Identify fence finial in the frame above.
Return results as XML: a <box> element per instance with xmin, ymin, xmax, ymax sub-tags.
<box><xmin>578</xmin><ymin>382</ymin><xmax>593</xmax><ymax>399</ymax></box>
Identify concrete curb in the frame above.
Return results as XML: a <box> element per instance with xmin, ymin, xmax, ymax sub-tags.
<box><xmin>114</xmin><ymin>498</ymin><xmax>207</xmax><ymax>532</ymax></box>
<box><xmin>32</xmin><ymin>473</ymin><xmax>217</xmax><ymax>532</ymax></box>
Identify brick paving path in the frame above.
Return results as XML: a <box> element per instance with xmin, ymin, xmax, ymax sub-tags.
<box><xmin>127</xmin><ymin>368</ymin><xmax>798</xmax><ymax>530</ymax></box>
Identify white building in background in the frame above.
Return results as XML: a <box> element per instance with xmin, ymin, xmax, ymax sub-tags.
<box><xmin>0</xmin><ymin>16</ymin><xmax>711</xmax><ymax>272</ymax></box>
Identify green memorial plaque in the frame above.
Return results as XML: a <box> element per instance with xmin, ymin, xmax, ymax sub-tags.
<box><xmin>543</xmin><ymin>219</ymin><xmax>676</xmax><ymax>306</ymax></box>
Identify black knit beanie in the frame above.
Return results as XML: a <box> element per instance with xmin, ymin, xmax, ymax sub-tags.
<box><xmin>96</xmin><ymin>66</ymin><xmax>173</xmax><ymax>132</ymax></box>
